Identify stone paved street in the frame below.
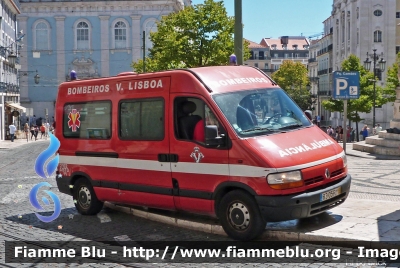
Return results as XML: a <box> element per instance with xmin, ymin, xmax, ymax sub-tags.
<box><xmin>0</xmin><ymin>140</ymin><xmax>399</xmax><ymax>267</ymax></box>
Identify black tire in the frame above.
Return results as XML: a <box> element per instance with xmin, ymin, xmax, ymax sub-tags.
<box><xmin>73</xmin><ymin>177</ymin><xmax>104</xmax><ymax>215</ymax></box>
<box><xmin>218</xmin><ymin>190</ymin><xmax>266</xmax><ymax>241</ymax></box>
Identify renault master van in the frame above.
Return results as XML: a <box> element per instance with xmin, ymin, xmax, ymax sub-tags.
<box><xmin>55</xmin><ymin>66</ymin><xmax>351</xmax><ymax>240</ymax></box>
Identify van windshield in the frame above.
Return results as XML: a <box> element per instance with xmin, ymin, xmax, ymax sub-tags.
<box><xmin>212</xmin><ymin>88</ymin><xmax>312</xmax><ymax>137</ymax></box>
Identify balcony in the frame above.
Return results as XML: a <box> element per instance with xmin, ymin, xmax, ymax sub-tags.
<box><xmin>317</xmin><ymin>69</ymin><xmax>328</xmax><ymax>75</ymax></box>
<box><xmin>0</xmin><ymin>82</ymin><xmax>20</xmax><ymax>93</ymax></box>
<box><xmin>308</xmin><ymin>58</ymin><xmax>317</xmax><ymax>63</ymax></box>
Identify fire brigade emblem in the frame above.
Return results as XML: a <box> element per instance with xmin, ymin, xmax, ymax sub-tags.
<box><xmin>68</xmin><ymin>109</ymin><xmax>81</xmax><ymax>132</ymax></box>
<box><xmin>190</xmin><ymin>147</ymin><xmax>204</xmax><ymax>163</ymax></box>
<box><xmin>58</xmin><ymin>163</ymin><xmax>70</xmax><ymax>177</ymax></box>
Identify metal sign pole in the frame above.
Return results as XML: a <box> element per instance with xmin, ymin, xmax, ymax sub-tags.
<box><xmin>343</xmin><ymin>100</ymin><xmax>347</xmax><ymax>153</ymax></box>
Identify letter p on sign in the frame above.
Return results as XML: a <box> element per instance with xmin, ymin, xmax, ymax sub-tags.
<box><xmin>336</xmin><ymin>78</ymin><xmax>348</xmax><ymax>96</ymax></box>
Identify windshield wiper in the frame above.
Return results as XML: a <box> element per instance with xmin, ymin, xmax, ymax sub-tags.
<box><xmin>241</xmin><ymin>127</ymin><xmax>274</xmax><ymax>133</ymax></box>
<box><xmin>279</xmin><ymin>124</ymin><xmax>303</xmax><ymax>130</ymax></box>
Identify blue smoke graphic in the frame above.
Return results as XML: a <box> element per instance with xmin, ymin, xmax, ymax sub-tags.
<box><xmin>29</xmin><ymin>182</ymin><xmax>61</xmax><ymax>223</ymax></box>
<box><xmin>34</xmin><ymin>133</ymin><xmax>60</xmax><ymax>179</ymax></box>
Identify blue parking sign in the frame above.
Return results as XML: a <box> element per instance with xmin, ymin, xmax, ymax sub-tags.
<box><xmin>333</xmin><ymin>71</ymin><xmax>360</xmax><ymax>100</ymax></box>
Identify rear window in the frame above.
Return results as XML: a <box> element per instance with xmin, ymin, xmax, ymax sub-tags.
<box><xmin>62</xmin><ymin>101</ymin><xmax>112</xmax><ymax>139</ymax></box>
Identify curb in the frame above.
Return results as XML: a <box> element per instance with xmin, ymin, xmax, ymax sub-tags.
<box><xmin>104</xmin><ymin>202</ymin><xmax>227</xmax><ymax>237</ymax></box>
<box><xmin>104</xmin><ymin>202</ymin><xmax>378</xmax><ymax>245</ymax></box>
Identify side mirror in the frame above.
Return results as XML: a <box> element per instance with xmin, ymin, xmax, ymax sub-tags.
<box><xmin>205</xmin><ymin>125</ymin><xmax>225</xmax><ymax>146</ymax></box>
<box><xmin>304</xmin><ymin>110</ymin><xmax>312</xmax><ymax>121</ymax></box>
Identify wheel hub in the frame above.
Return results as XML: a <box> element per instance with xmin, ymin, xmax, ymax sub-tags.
<box><xmin>78</xmin><ymin>186</ymin><xmax>91</xmax><ymax>208</ymax></box>
<box><xmin>228</xmin><ymin>202</ymin><xmax>250</xmax><ymax>230</ymax></box>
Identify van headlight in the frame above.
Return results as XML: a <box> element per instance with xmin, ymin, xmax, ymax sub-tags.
<box><xmin>341</xmin><ymin>154</ymin><xmax>347</xmax><ymax>168</ymax></box>
<box><xmin>267</xmin><ymin>171</ymin><xmax>303</xmax><ymax>190</ymax></box>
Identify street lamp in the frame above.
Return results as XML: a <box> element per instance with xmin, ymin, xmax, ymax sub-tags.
<box><xmin>19</xmin><ymin>70</ymin><xmax>40</xmax><ymax>84</ymax></box>
<box><xmin>363</xmin><ymin>49</ymin><xmax>386</xmax><ymax>130</ymax></box>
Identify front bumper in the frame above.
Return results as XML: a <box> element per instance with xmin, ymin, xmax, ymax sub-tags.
<box><xmin>56</xmin><ymin>175</ymin><xmax>73</xmax><ymax>196</ymax></box>
<box><xmin>255</xmin><ymin>174</ymin><xmax>351</xmax><ymax>222</ymax></box>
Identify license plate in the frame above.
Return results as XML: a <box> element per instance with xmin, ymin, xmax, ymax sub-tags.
<box><xmin>320</xmin><ymin>187</ymin><xmax>341</xmax><ymax>202</ymax></box>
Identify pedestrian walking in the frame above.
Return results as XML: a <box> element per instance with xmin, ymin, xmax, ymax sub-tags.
<box><xmin>40</xmin><ymin>124</ymin><xmax>46</xmax><ymax>139</ymax></box>
<box><xmin>33</xmin><ymin>125</ymin><xmax>39</xmax><ymax>141</ymax></box>
<box><xmin>45</xmin><ymin>122</ymin><xmax>50</xmax><ymax>139</ymax></box>
<box><xmin>8</xmin><ymin>122</ymin><xmax>16</xmax><ymax>142</ymax></box>
<box><xmin>327</xmin><ymin>125</ymin><xmax>334</xmax><ymax>138</ymax></box>
<box><xmin>24</xmin><ymin>123</ymin><xmax>30</xmax><ymax>142</ymax></box>
<box><xmin>350</xmin><ymin>127</ymin><xmax>355</xmax><ymax>142</ymax></box>
<box><xmin>30</xmin><ymin>125</ymin><xmax>35</xmax><ymax>140</ymax></box>
<box><xmin>362</xmin><ymin>125</ymin><xmax>369</xmax><ymax>141</ymax></box>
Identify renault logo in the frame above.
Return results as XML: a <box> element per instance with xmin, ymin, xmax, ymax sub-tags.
<box><xmin>325</xmin><ymin>168</ymin><xmax>331</xmax><ymax>179</ymax></box>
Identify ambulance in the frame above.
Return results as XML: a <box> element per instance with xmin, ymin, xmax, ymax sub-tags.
<box><xmin>55</xmin><ymin>66</ymin><xmax>351</xmax><ymax>241</ymax></box>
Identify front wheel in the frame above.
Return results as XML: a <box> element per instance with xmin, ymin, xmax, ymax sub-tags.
<box><xmin>218</xmin><ymin>190</ymin><xmax>266</xmax><ymax>241</ymax></box>
<box><xmin>73</xmin><ymin>177</ymin><xmax>104</xmax><ymax>215</ymax></box>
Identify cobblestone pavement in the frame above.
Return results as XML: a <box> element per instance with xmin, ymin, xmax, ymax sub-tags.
<box><xmin>0</xmin><ymin>141</ymin><xmax>398</xmax><ymax>268</ymax></box>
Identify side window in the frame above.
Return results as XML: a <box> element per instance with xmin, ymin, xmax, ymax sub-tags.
<box><xmin>119</xmin><ymin>98</ymin><xmax>164</xmax><ymax>140</ymax></box>
<box><xmin>175</xmin><ymin>97</ymin><xmax>225</xmax><ymax>145</ymax></box>
<box><xmin>63</xmin><ymin>101</ymin><xmax>111</xmax><ymax>139</ymax></box>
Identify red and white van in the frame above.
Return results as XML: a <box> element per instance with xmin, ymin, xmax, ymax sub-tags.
<box><xmin>55</xmin><ymin>66</ymin><xmax>351</xmax><ymax>240</ymax></box>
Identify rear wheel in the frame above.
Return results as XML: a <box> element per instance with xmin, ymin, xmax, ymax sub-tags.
<box><xmin>73</xmin><ymin>177</ymin><xmax>103</xmax><ymax>215</ymax></box>
<box><xmin>218</xmin><ymin>190</ymin><xmax>266</xmax><ymax>241</ymax></box>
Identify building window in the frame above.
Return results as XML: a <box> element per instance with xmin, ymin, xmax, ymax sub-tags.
<box><xmin>357</xmin><ymin>29</ymin><xmax>359</xmax><ymax>45</ymax></box>
<box><xmin>397</xmin><ymin>12</ymin><xmax>400</xmax><ymax>18</ymax></box>
<box><xmin>254</xmin><ymin>63</ymin><xmax>258</xmax><ymax>68</ymax></box>
<box><xmin>264</xmin><ymin>63</ymin><xmax>268</xmax><ymax>69</ymax></box>
<box><xmin>63</xmin><ymin>101</ymin><xmax>112</xmax><ymax>139</ymax></box>
<box><xmin>120</xmin><ymin>98</ymin><xmax>164</xmax><ymax>140</ymax></box>
<box><xmin>347</xmin><ymin>20</ymin><xmax>350</xmax><ymax>40</ymax></box>
<box><xmin>374</xmin><ymin>30</ymin><xmax>382</xmax><ymax>42</ymax></box>
<box><xmin>294</xmin><ymin>53</ymin><xmax>299</xmax><ymax>58</ymax></box>
<box><xmin>284</xmin><ymin>53</ymin><xmax>289</xmax><ymax>58</ymax></box>
<box><xmin>396</xmin><ymin>46</ymin><xmax>400</xmax><ymax>55</ymax></box>
<box><xmin>273</xmin><ymin>53</ymin><xmax>278</xmax><ymax>58</ymax></box>
<box><xmin>76</xmin><ymin>21</ymin><xmax>90</xmax><ymax>50</ymax></box>
<box><xmin>114</xmin><ymin>21</ymin><xmax>127</xmax><ymax>49</ymax></box>
<box><xmin>34</xmin><ymin>21</ymin><xmax>50</xmax><ymax>50</ymax></box>
<box><xmin>373</xmin><ymin>10</ymin><xmax>382</xmax><ymax>16</ymax></box>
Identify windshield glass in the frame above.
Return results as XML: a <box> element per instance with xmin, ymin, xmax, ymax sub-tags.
<box><xmin>213</xmin><ymin>88</ymin><xmax>312</xmax><ymax>137</ymax></box>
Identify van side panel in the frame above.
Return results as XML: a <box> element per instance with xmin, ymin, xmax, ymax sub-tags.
<box><xmin>56</xmin><ymin>75</ymin><xmax>175</xmax><ymax>210</ymax></box>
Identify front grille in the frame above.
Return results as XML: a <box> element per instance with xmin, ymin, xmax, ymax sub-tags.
<box><xmin>331</xmin><ymin>168</ymin><xmax>344</xmax><ymax>177</ymax></box>
<box><xmin>305</xmin><ymin>176</ymin><xmax>346</xmax><ymax>193</ymax></box>
<box><xmin>304</xmin><ymin>176</ymin><xmax>324</xmax><ymax>185</ymax></box>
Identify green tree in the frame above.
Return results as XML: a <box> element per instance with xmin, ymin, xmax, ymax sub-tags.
<box><xmin>322</xmin><ymin>54</ymin><xmax>397</xmax><ymax>125</ymax></box>
<box><xmin>271</xmin><ymin>60</ymin><xmax>311</xmax><ymax>110</ymax></box>
<box><xmin>131</xmin><ymin>0</ymin><xmax>250</xmax><ymax>73</ymax></box>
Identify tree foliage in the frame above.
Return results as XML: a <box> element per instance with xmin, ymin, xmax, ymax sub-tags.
<box><xmin>271</xmin><ymin>60</ymin><xmax>311</xmax><ymax>110</ymax></box>
<box><xmin>131</xmin><ymin>0</ymin><xmax>250</xmax><ymax>73</ymax></box>
<box><xmin>322</xmin><ymin>54</ymin><xmax>398</xmax><ymax>123</ymax></box>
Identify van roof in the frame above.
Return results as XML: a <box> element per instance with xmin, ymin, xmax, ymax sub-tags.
<box><xmin>58</xmin><ymin>66</ymin><xmax>277</xmax><ymax>97</ymax></box>
<box><xmin>187</xmin><ymin>65</ymin><xmax>276</xmax><ymax>94</ymax></box>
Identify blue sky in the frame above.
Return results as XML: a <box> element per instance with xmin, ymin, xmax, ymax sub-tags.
<box><xmin>190</xmin><ymin>0</ymin><xmax>333</xmax><ymax>42</ymax></box>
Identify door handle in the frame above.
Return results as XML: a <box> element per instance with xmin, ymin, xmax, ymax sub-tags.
<box><xmin>158</xmin><ymin>154</ymin><xmax>179</xmax><ymax>162</ymax></box>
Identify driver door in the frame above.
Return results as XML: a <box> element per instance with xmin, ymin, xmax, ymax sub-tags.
<box><xmin>169</xmin><ymin>95</ymin><xmax>230</xmax><ymax>215</ymax></box>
